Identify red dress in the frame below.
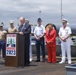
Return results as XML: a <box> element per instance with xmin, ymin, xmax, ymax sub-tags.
<box><xmin>46</xmin><ymin>29</ymin><xmax>56</xmax><ymax>63</ymax></box>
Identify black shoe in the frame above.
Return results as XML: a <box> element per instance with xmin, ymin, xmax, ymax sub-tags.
<box><xmin>35</xmin><ymin>60</ymin><xmax>40</xmax><ymax>62</ymax></box>
<box><xmin>25</xmin><ymin>64</ymin><xmax>30</xmax><ymax>66</ymax></box>
<box><xmin>42</xmin><ymin>60</ymin><xmax>45</xmax><ymax>62</ymax></box>
<box><xmin>42</xmin><ymin>58</ymin><xmax>46</xmax><ymax>62</ymax></box>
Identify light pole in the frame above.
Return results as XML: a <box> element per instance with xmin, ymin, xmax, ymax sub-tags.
<box><xmin>17</xmin><ymin>17</ymin><xmax>19</xmax><ymax>26</ymax></box>
<box><xmin>61</xmin><ymin>0</ymin><xmax>63</xmax><ymax>21</ymax></box>
<box><xmin>39</xmin><ymin>10</ymin><xmax>41</xmax><ymax>18</ymax></box>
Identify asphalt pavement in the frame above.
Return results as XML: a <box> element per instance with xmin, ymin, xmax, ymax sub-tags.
<box><xmin>0</xmin><ymin>56</ymin><xmax>76</xmax><ymax>75</ymax></box>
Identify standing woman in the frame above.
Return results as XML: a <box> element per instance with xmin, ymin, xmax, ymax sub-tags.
<box><xmin>46</xmin><ymin>23</ymin><xmax>56</xmax><ymax>63</ymax></box>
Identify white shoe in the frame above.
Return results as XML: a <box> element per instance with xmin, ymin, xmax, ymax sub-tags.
<box><xmin>59</xmin><ymin>61</ymin><xmax>65</xmax><ymax>64</ymax></box>
<box><xmin>30</xmin><ymin>59</ymin><xmax>32</xmax><ymax>62</ymax></box>
<box><xmin>68</xmin><ymin>61</ymin><xmax>71</xmax><ymax>64</ymax></box>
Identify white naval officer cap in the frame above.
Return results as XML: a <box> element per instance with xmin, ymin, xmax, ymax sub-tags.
<box><xmin>62</xmin><ymin>18</ymin><xmax>68</xmax><ymax>22</ymax></box>
<box><xmin>62</xmin><ymin>18</ymin><xmax>69</xmax><ymax>25</ymax></box>
<box><xmin>9</xmin><ymin>20</ymin><xmax>14</xmax><ymax>24</ymax></box>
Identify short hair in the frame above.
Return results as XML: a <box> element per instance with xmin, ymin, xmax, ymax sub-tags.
<box><xmin>20</xmin><ymin>17</ymin><xmax>25</xmax><ymax>20</ymax></box>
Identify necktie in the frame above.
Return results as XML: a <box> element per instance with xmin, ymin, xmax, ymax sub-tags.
<box><xmin>21</xmin><ymin>25</ymin><xmax>24</xmax><ymax>32</ymax></box>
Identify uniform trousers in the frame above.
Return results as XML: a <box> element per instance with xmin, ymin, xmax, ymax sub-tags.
<box><xmin>61</xmin><ymin>41</ymin><xmax>71</xmax><ymax>62</ymax></box>
<box><xmin>47</xmin><ymin>45</ymin><xmax>56</xmax><ymax>63</ymax></box>
<box><xmin>0</xmin><ymin>41</ymin><xmax>5</xmax><ymax>58</ymax></box>
<box><xmin>35</xmin><ymin>37</ymin><xmax>45</xmax><ymax>61</ymax></box>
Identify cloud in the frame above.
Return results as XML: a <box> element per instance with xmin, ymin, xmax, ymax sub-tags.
<box><xmin>0</xmin><ymin>0</ymin><xmax>63</xmax><ymax>12</ymax></box>
<box><xmin>0</xmin><ymin>0</ymin><xmax>76</xmax><ymax>26</ymax></box>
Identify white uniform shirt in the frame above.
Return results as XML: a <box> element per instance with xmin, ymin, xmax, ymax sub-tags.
<box><xmin>34</xmin><ymin>25</ymin><xmax>46</xmax><ymax>37</ymax></box>
<box><xmin>59</xmin><ymin>26</ymin><xmax>72</xmax><ymax>43</ymax></box>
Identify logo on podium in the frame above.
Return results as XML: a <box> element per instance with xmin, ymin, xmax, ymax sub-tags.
<box><xmin>6</xmin><ymin>34</ymin><xmax>16</xmax><ymax>56</ymax></box>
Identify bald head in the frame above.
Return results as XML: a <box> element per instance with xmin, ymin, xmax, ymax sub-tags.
<box><xmin>20</xmin><ymin>17</ymin><xmax>25</xmax><ymax>25</ymax></box>
<box><xmin>20</xmin><ymin>17</ymin><xmax>25</xmax><ymax>20</ymax></box>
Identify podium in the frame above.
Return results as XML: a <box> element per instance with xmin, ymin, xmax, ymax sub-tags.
<box><xmin>5</xmin><ymin>33</ymin><xmax>25</xmax><ymax>67</ymax></box>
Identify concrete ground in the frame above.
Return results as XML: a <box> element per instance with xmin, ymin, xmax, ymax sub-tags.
<box><xmin>0</xmin><ymin>56</ymin><xmax>76</xmax><ymax>75</ymax></box>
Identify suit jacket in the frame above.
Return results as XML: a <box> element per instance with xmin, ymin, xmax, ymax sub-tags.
<box><xmin>18</xmin><ymin>23</ymin><xmax>31</xmax><ymax>35</ymax></box>
<box><xmin>18</xmin><ymin>23</ymin><xmax>31</xmax><ymax>44</ymax></box>
<box><xmin>46</xmin><ymin>29</ymin><xmax>56</xmax><ymax>47</ymax></box>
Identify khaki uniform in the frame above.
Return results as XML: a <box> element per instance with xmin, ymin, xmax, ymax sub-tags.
<box><xmin>0</xmin><ymin>30</ymin><xmax>7</xmax><ymax>41</ymax></box>
<box><xmin>8</xmin><ymin>26</ymin><xmax>18</xmax><ymax>33</ymax></box>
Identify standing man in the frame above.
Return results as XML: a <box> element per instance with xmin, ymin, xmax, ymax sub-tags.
<box><xmin>34</xmin><ymin>18</ymin><xmax>46</xmax><ymax>62</ymax></box>
<box><xmin>18</xmin><ymin>17</ymin><xmax>31</xmax><ymax>65</ymax></box>
<box><xmin>59</xmin><ymin>19</ymin><xmax>72</xmax><ymax>64</ymax></box>
<box><xmin>0</xmin><ymin>24</ymin><xmax>7</xmax><ymax>59</ymax></box>
<box><xmin>8</xmin><ymin>21</ymin><xmax>18</xmax><ymax>33</ymax></box>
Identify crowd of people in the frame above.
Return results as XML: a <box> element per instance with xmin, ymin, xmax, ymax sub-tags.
<box><xmin>0</xmin><ymin>17</ymin><xmax>72</xmax><ymax>65</ymax></box>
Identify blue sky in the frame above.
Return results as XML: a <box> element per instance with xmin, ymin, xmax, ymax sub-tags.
<box><xmin>0</xmin><ymin>0</ymin><xmax>76</xmax><ymax>27</ymax></box>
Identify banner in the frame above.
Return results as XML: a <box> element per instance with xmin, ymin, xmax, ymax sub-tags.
<box><xmin>6</xmin><ymin>34</ymin><xmax>16</xmax><ymax>56</ymax></box>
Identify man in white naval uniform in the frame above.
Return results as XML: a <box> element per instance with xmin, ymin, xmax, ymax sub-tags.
<box><xmin>59</xmin><ymin>19</ymin><xmax>72</xmax><ymax>64</ymax></box>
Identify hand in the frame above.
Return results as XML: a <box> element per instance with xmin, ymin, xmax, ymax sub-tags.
<box><xmin>47</xmin><ymin>41</ymin><xmax>50</xmax><ymax>44</ymax></box>
<box><xmin>16</xmin><ymin>32</ymin><xmax>18</xmax><ymax>33</ymax></box>
<box><xmin>62</xmin><ymin>38</ymin><xmax>66</xmax><ymax>42</ymax></box>
<box><xmin>39</xmin><ymin>36</ymin><xmax>42</xmax><ymax>39</ymax></box>
<box><xmin>36</xmin><ymin>37</ymin><xmax>40</xmax><ymax>41</ymax></box>
<box><xmin>63</xmin><ymin>38</ymin><xmax>66</xmax><ymax>42</ymax></box>
<box><xmin>19</xmin><ymin>32</ymin><xmax>24</xmax><ymax>35</ymax></box>
<box><xmin>30</xmin><ymin>34</ymin><xmax>32</xmax><ymax>36</ymax></box>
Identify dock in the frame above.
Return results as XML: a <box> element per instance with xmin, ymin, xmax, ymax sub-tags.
<box><xmin>0</xmin><ymin>56</ymin><xmax>76</xmax><ymax>75</ymax></box>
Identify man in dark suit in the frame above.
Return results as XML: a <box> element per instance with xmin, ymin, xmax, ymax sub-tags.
<box><xmin>18</xmin><ymin>17</ymin><xmax>31</xmax><ymax>66</ymax></box>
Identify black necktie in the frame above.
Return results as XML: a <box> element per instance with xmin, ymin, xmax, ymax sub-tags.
<box><xmin>21</xmin><ymin>25</ymin><xmax>23</xmax><ymax>27</ymax></box>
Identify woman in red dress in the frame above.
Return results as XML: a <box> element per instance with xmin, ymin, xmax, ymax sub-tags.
<box><xmin>46</xmin><ymin>23</ymin><xmax>56</xmax><ymax>63</ymax></box>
